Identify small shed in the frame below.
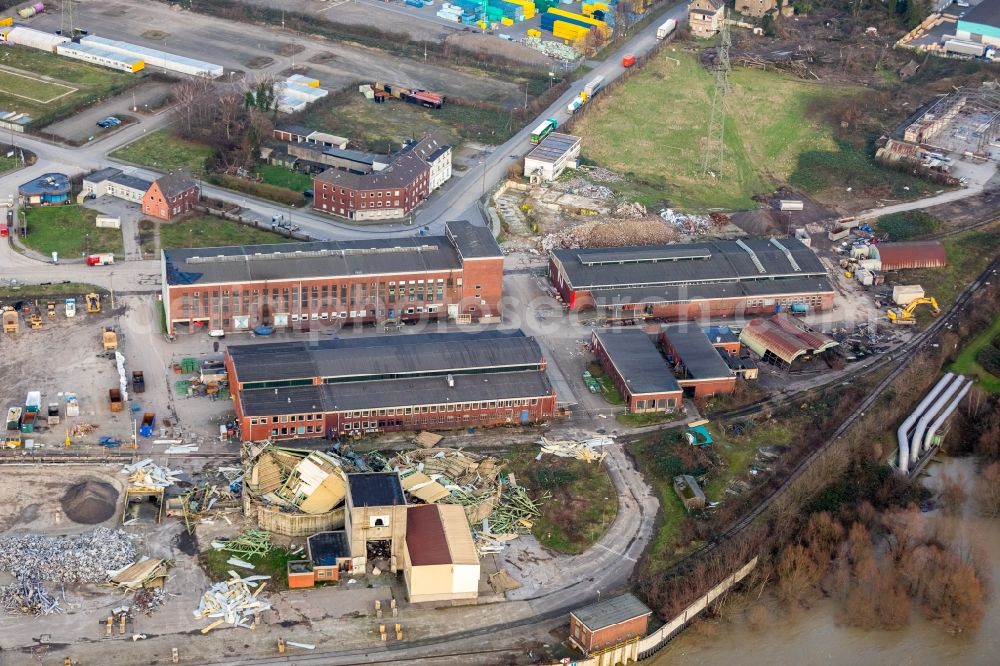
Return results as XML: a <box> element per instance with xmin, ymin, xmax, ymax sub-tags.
<box><xmin>307</xmin><ymin>530</ymin><xmax>352</xmax><ymax>583</ymax></box>
<box><xmin>569</xmin><ymin>592</ymin><xmax>652</xmax><ymax>655</ymax></box>
<box><xmin>674</xmin><ymin>474</ymin><xmax>706</xmax><ymax>512</ymax></box>
<box><xmin>403</xmin><ymin>504</ymin><xmax>479</xmax><ymax>603</ymax></box>
<box><xmin>18</xmin><ymin>173</ymin><xmax>70</xmax><ymax>206</ymax></box>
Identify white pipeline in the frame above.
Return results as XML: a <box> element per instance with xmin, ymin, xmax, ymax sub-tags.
<box><xmin>922</xmin><ymin>379</ymin><xmax>972</xmax><ymax>455</ymax></box>
<box><xmin>911</xmin><ymin>374</ymin><xmax>966</xmax><ymax>466</ymax></box>
<box><xmin>896</xmin><ymin>372</ymin><xmax>954</xmax><ymax>474</ymax></box>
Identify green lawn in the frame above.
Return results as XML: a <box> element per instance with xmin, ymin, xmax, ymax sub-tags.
<box><xmin>0</xmin><ymin>48</ymin><xmax>132</xmax><ymax>127</ymax></box>
<box><xmin>156</xmin><ymin>216</ymin><xmax>296</xmax><ymax>250</ymax></box>
<box><xmin>701</xmin><ymin>421</ymin><xmax>791</xmax><ymax>501</ymax></box>
<box><xmin>616</xmin><ymin>411</ymin><xmax>680</xmax><ymax>427</ymax></box>
<box><xmin>199</xmin><ymin>547</ymin><xmax>295</xmax><ymax>591</ymax></box>
<box><xmin>0</xmin><ymin>282</ymin><xmax>102</xmax><ymax>299</ymax></box>
<box><xmin>875</xmin><ymin>211</ymin><xmax>943</xmax><ymax>241</ymax></box>
<box><xmin>22</xmin><ymin>206</ymin><xmax>123</xmax><ymax>258</ymax></box>
<box><xmin>111</xmin><ymin>129</ymin><xmax>213</xmax><ymax>176</ymax></box>
<box><xmin>504</xmin><ymin>445</ymin><xmax>618</xmax><ymax>554</ymax></box>
<box><xmin>256</xmin><ymin>165</ymin><xmax>313</xmax><ymax>192</ymax></box>
<box><xmin>951</xmin><ymin>311</ymin><xmax>1000</xmax><ymax>393</ymax></box>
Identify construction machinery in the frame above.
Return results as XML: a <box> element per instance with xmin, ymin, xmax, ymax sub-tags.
<box><xmin>2</xmin><ymin>306</ymin><xmax>17</xmax><ymax>334</ymax></box>
<box><xmin>887</xmin><ymin>296</ymin><xmax>940</xmax><ymax>325</ymax></box>
<box><xmin>46</xmin><ymin>301</ymin><xmax>56</xmax><ymax>318</ymax></box>
<box><xmin>102</xmin><ymin>326</ymin><xmax>118</xmax><ymax>351</ymax></box>
<box><xmin>28</xmin><ymin>311</ymin><xmax>42</xmax><ymax>329</ymax></box>
<box><xmin>85</xmin><ymin>292</ymin><xmax>100</xmax><ymax>313</ymax></box>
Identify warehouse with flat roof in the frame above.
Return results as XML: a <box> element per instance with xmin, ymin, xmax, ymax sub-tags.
<box><xmin>549</xmin><ymin>238</ymin><xmax>834</xmax><ymax>320</ymax></box>
<box><xmin>659</xmin><ymin>324</ymin><xmax>737</xmax><ymax>397</ymax></box>
<box><xmin>591</xmin><ymin>329</ymin><xmax>682</xmax><ymax>415</ymax></box>
<box><xmin>225</xmin><ymin>330</ymin><xmax>557</xmax><ymax>441</ymax></box>
<box><xmin>160</xmin><ymin>220</ymin><xmax>503</xmax><ymax>335</ymax></box>
<box><xmin>957</xmin><ymin>0</ymin><xmax>1000</xmax><ymax>47</ymax></box>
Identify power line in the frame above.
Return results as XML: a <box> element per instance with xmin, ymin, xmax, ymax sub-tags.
<box><xmin>701</xmin><ymin>11</ymin><xmax>731</xmax><ymax>178</ymax></box>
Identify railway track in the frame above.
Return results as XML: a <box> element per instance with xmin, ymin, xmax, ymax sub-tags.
<box><xmin>657</xmin><ymin>253</ymin><xmax>1000</xmax><ymax>575</ymax></box>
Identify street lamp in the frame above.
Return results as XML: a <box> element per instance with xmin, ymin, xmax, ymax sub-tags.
<box><xmin>548</xmin><ymin>71</ymin><xmax>554</xmax><ymax>89</ymax></box>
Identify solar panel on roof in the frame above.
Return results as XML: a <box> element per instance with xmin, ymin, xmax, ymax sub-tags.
<box><xmin>579</xmin><ymin>247</ymin><xmax>712</xmax><ymax>265</ymax></box>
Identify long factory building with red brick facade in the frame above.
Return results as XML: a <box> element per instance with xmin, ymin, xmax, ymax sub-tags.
<box><xmin>549</xmin><ymin>238</ymin><xmax>834</xmax><ymax>321</ymax></box>
<box><xmin>160</xmin><ymin>221</ymin><xmax>502</xmax><ymax>336</ymax></box>
<box><xmin>225</xmin><ymin>330</ymin><xmax>557</xmax><ymax>442</ymax></box>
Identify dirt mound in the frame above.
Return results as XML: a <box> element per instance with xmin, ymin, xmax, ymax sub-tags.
<box><xmin>61</xmin><ymin>481</ymin><xmax>119</xmax><ymax>525</ymax></box>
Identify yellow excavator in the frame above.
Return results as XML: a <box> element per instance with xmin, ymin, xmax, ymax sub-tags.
<box><xmin>887</xmin><ymin>296</ymin><xmax>940</xmax><ymax>325</ymax></box>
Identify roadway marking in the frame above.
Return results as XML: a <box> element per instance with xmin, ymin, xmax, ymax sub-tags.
<box><xmin>596</xmin><ymin>543</ymin><xmax>636</xmax><ymax>561</ymax></box>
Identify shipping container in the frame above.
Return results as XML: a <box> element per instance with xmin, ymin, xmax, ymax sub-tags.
<box><xmin>80</xmin><ymin>35</ymin><xmax>223</xmax><ymax>78</ymax></box>
<box><xmin>0</xmin><ymin>17</ymin><xmax>13</xmax><ymax>27</ymax></box>
<box><xmin>944</xmin><ymin>39</ymin><xmax>985</xmax><ymax>57</ymax></box>
<box><xmin>583</xmin><ymin>74</ymin><xmax>604</xmax><ymax>97</ymax></box>
<box><xmin>56</xmin><ymin>42</ymin><xmax>144</xmax><ymax>73</ymax></box>
<box><xmin>656</xmin><ymin>18</ymin><xmax>677</xmax><ymax>40</ymax></box>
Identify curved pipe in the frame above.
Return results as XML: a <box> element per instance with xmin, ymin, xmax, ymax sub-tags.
<box><xmin>911</xmin><ymin>374</ymin><xmax>966</xmax><ymax>466</ymax></box>
<box><xmin>897</xmin><ymin>373</ymin><xmax>954</xmax><ymax>474</ymax></box>
<box><xmin>922</xmin><ymin>379</ymin><xmax>971</xmax><ymax>455</ymax></box>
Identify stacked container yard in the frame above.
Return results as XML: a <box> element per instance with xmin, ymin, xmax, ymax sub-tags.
<box><xmin>437</xmin><ymin>3</ymin><xmax>464</xmax><ymax>21</ymax></box>
<box><xmin>506</xmin><ymin>0</ymin><xmax>536</xmax><ymax>18</ymax></box>
<box><xmin>541</xmin><ymin>7</ymin><xmax>609</xmax><ymax>41</ymax></box>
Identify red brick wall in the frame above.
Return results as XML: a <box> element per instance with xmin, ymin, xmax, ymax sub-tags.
<box><xmin>459</xmin><ymin>258</ymin><xmax>504</xmax><ymax>317</ymax></box>
<box><xmin>165</xmin><ymin>269</ymin><xmax>468</xmax><ymax>335</ymax></box>
<box><xmin>678</xmin><ymin>377</ymin><xmax>737</xmax><ymax>397</ymax></box>
<box><xmin>589</xmin><ymin>615</ymin><xmax>650</xmax><ymax>651</ymax></box>
<box><xmin>591</xmin><ymin>333</ymin><xmax>681</xmax><ymax>413</ymax></box>
<box><xmin>563</xmin><ymin>290</ymin><xmax>834</xmax><ymax>319</ymax></box>
<box><xmin>312</xmin><ymin>167</ymin><xmax>430</xmax><ymax>219</ymax></box>
<box><xmin>142</xmin><ymin>183</ymin><xmax>199</xmax><ymax>221</ymax></box>
<box><xmin>236</xmin><ymin>394</ymin><xmax>556</xmax><ymax>442</ymax></box>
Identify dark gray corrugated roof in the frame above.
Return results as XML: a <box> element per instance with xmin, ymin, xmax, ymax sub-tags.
<box><xmin>446</xmin><ymin>220</ymin><xmax>502</xmax><ymax>259</ymax></box>
<box><xmin>237</xmin><ymin>369</ymin><xmax>553</xmax><ymax>414</ymax></box>
<box><xmin>593</xmin><ymin>329</ymin><xmax>679</xmax><ymax>395</ymax></box>
<box><xmin>109</xmin><ymin>173</ymin><xmax>152</xmax><ymax>192</ymax></box>
<box><xmin>348</xmin><ymin>473</ymin><xmax>405</xmax><ymax>507</ymax></box>
<box><xmin>307</xmin><ymin>530</ymin><xmax>350</xmax><ymax>565</ymax></box>
<box><xmin>154</xmin><ymin>170</ymin><xmax>198</xmax><ymax>199</ymax></box>
<box><xmin>83</xmin><ymin>167</ymin><xmax>123</xmax><ymax>184</ymax></box>
<box><xmin>314</xmin><ymin>133</ymin><xmax>445</xmax><ymax>190</ymax></box>
<box><xmin>228</xmin><ymin>330</ymin><xmax>542</xmax><ymax>384</ymax></box>
<box><xmin>163</xmin><ymin>234</ymin><xmax>461</xmax><ymax>286</ymax></box>
<box><xmin>661</xmin><ymin>324</ymin><xmax>732</xmax><ymax>380</ymax></box>
<box><xmin>553</xmin><ymin>238</ymin><xmax>826</xmax><ymax>290</ymax></box>
<box><xmin>960</xmin><ymin>0</ymin><xmax>1000</xmax><ymax>29</ymax></box>
<box><xmin>526</xmin><ymin>132</ymin><xmax>580</xmax><ymax>164</ymax></box>
<box><xmin>275</xmin><ymin>124</ymin><xmax>315</xmax><ymax>137</ymax></box>
<box><xmin>572</xmin><ymin>592</ymin><xmax>652</xmax><ymax>631</ymax></box>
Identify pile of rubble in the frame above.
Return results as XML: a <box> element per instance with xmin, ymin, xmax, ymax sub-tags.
<box><xmin>659</xmin><ymin>208</ymin><xmax>713</xmax><ymax>235</ymax></box>
<box><xmin>194</xmin><ymin>573</ymin><xmax>271</xmax><ymax>632</ymax></box>
<box><xmin>541</xmin><ymin>218</ymin><xmax>680</xmax><ymax>251</ymax></box>
<box><xmin>0</xmin><ymin>528</ymin><xmax>138</xmax><ymax>616</ymax></box>
<box><xmin>559</xmin><ymin>177</ymin><xmax>614</xmax><ymax>200</ymax></box>
<box><xmin>389</xmin><ymin>448</ymin><xmax>546</xmax><ymax>551</ymax></box>
<box><xmin>612</xmin><ymin>201</ymin><xmax>648</xmax><ymax>218</ymax></box>
<box><xmin>122</xmin><ymin>459</ymin><xmax>183</xmax><ymax>489</ymax></box>
<box><xmin>578</xmin><ymin>165</ymin><xmax>626</xmax><ymax>183</ymax></box>
<box><xmin>538</xmin><ymin>435</ymin><xmax>611</xmax><ymax>463</ymax></box>
<box><xmin>522</xmin><ymin>36</ymin><xmax>579</xmax><ymax>61</ymax></box>
<box><xmin>0</xmin><ymin>528</ymin><xmax>136</xmax><ymax>584</ymax></box>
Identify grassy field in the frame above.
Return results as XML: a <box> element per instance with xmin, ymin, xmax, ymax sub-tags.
<box><xmin>0</xmin><ymin>68</ymin><xmax>75</xmax><ymax>103</ymax></box>
<box><xmin>152</xmin><ymin>216</ymin><xmax>296</xmax><ymax>251</ymax></box>
<box><xmin>0</xmin><ymin>48</ymin><xmax>132</xmax><ymax>127</ymax></box>
<box><xmin>574</xmin><ymin>52</ymin><xmax>928</xmax><ymax>211</ymax></box>
<box><xmin>200</xmin><ymin>547</ymin><xmax>294</xmax><ymax>591</ymax></box>
<box><xmin>0</xmin><ymin>282</ymin><xmax>102</xmax><ymax>299</ymax></box>
<box><xmin>257</xmin><ymin>165</ymin><xmax>313</xmax><ymax>192</ymax></box>
<box><xmin>22</xmin><ymin>206</ymin><xmax>123</xmax><ymax>258</ymax></box>
<box><xmin>504</xmin><ymin>445</ymin><xmax>617</xmax><ymax>554</ymax></box>
<box><xmin>111</xmin><ymin>129</ymin><xmax>213</xmax><ymax>176</ymax></box>
<box><xmin>875</xmin><ymin>211</ymin><xmax>943</xmax><ymax>241</ymax></box>
<box><xmin>293</xmin><ymin>91</ymin><xmax>515</xmax><ymax>152</ymax></box>
<box><xmin>586</xmin><ymin>362</ymin><xmax>623</xmax><ymax>405</ymax></box>
<box><xmin>894</xmin><ymin>222</ymin><xmax>1000</xmax><ymax>307</ymax></box>
<box><xmin>951</xmin><ymin>312</ymin><xmax>1000</xmax><ymax>393</ymax></box>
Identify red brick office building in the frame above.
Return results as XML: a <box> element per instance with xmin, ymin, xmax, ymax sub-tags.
<box><xmin>160</xmin><ymin>221</ymin><xmax>502</xmax><ymax>336</ymax></box>
<box><xmin>312</xmin><ymin>135</ymin><xmax>451</xmax><ymax>222</ymax></box>
<box><xmin>591</xmin><ymin>329</ymin><xmax>683</xmax><ymax>415</ymax></box>
<box><xmin>569</xmin><ymin>593</ymin><xmax>652</xmax><ymax>655</ymax></box>
<box><xmin>225</xmin><ymin>330</ymin><xmax>557</xmax><ymax>442</ymax></box>
<box><xmin>142</xmin><ymin>170</ymin><xmax>200</xmax><ymax>221</ymax></box>
<box><xmin>550</xmin><ymin>238</ymin><xmax>834</xmax><ymax>321</ymax></box>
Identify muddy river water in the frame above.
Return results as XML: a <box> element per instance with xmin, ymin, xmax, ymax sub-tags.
<box><xmin>652</xmin><ymin>457</ymin><xmax>1000</xmax><ymax>666</ymax></box>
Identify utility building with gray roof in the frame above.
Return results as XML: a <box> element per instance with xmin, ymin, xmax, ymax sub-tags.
<box><xmin>549</xmin><ymin>237</ymin><xmax>833</xmax><ymax>320</ymax></box>
<box><xmin>160</xmin><ymin>220</ymin><xmax>503</xmax><ymax>336</ymax></box>
<box><xmin>224</xmin><ymin>330</ymin><xmax>557</xmax><ymax>442</ymax></box>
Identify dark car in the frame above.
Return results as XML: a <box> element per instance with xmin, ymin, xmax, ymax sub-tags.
<box><xmin>302</xmin><ymin>189</ymin><xmax>313</xmax><ymax>198</ymax></box>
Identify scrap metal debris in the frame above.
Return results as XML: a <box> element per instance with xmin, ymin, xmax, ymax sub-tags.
<box><xmin>0</xmin><ymin>528</ymin><xmax>137</xmax><ymax>616</ymax></box>
<box><xmin>193</xmin><ymin>573</ymin><xmax>272</xmax><ymax>631</ymax></box>
<box><xmin>108</xmin><ymin>558</ymin><xmax>171</xmax><ymax>592</ymax></box>
<box><xmin>220</xmin><ymin>529</ymin><xmax>272</xmax><ymax>558</ymax></box>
